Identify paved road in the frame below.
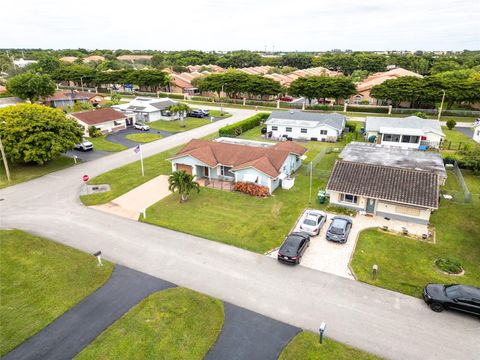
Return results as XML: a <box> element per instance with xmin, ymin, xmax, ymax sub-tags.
<box><xmin>4</xmin><ymin>265</ymin><xmax>174</xmax><ymax>360</ymax></box>
<box><xmin>1</xmin><ymin>106</ymin><xmax>479</xmax><ymax>360</ymax></box>
<box><xmin>456</xmin><ymin>126</ymin><xmax>474</xmax><ymax>138</ymax></box>
<box><xmin>206</xmin><ymin>303</ymin><xmax>300</xmax><ymax>360</ymax></box>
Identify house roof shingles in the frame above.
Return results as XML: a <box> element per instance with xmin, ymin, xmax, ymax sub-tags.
<box><xmin>326</xmin><ymin>161</ymin><xmax>439</xmax><ymax>209</ymax></box>
<box><xmin>172</xmin><ymin>139</ymin><xmax>306</xmax><ymax>178</ymax></box>
<box><xmin>71</xmin><ymin>108</ymin><xmax>126</xmax><ymax>125</ymax></box>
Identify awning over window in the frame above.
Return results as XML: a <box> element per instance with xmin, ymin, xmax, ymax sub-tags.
<box><xmin>277</xmin><ymin>173</ymin><xmax>288</xmax><ymax>180</ymax></box>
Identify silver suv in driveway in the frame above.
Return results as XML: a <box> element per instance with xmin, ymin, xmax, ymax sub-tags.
<box><xmin>134</xmin><ymin>123</ymin><xmax>150</xmax><ymax>131</ymax></box>
<box><xmin>326</xmin><ymin>216</ymin><xmax>353</xmax><ymax>243</ymax></box>
<box><xmin>74</xmin><ymin>140</ymin><xmax>94</xmax><ymax>151</ymax></box>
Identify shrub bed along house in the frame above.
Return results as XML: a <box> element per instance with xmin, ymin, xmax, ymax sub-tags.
<box><xmin>234</xmin><ymin>182</ymin><xmax>270</xmax><ymax>197</ymax></box>
<box><xmin>218</xmin><ymin>112</ymin><xmax>270</xmax><ymax>137</ymax></box>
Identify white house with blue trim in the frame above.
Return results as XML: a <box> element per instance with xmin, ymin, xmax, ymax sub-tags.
<box><xmin>169</xmin><ymin>138</ymin><xmax>307</xmax><ymax>194</ymax></box>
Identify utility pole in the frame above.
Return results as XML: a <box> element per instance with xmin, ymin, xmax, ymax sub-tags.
<box><xmin>0</xmin><ymin>137</ymin><xmax>11</xmax><ymax>183</ymax></box>
<box><xmin>437</xmin><ymin>89</ymin><xmax>446</xmax><ymax>121</ymax></box>
<box><xmin>80</xmin><ymin>76</ymin><xmax>85</xmax><ymax>92</ymax></box>
<box><xmin>220</xmin><ymin>84</ymin><xmax>224</xmax><ymax>116</ymax></box>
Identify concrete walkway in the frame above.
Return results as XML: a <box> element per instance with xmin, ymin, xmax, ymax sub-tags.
<box><xmin>206</xmin><ymin>303</ymin><xmax>300</xmax><ymax>360</ymax></box>
<box><xmin>91</xmin><ymin>175</ymin><xmax>171</xmax><ymax>220</ymax></box>
<box><xmin>4</xmin><ymin>265</ymin><xmax>174</xmax><ymax>360</ymax></box>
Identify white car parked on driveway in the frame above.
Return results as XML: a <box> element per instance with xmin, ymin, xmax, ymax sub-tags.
<box><xmin>299</xmin><ymin>210</ymin><xmax>327</xmax><ymax>236</ymax></box>
<box><xmin>134</xmin><ymin>123</ymin><xmax>150</xmax><ymax>131</ymax></box>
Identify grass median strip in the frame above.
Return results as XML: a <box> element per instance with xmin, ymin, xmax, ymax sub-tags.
<box><xmin>149</xmin><ymin>118</ymin><xmax>212</xmax><ymax>132</ymax></box>
<box><xmin>0</xmin><ymin>230</ymin><xmax>113</xmax><ymax>356</ymax></box>
<box><xmin>88</xmin><ymin>135</ymin><xmax>127</xmax><ymax>152</ymax></box>
<box><xmin>75</xmin><ymin>288</ymin><xmax>224</xmax><ymax>360</ymax></box>
<box><xmin>125</xmin><ymin>133</ymin><xmax>162</xmax><ymax>143</ymax></box>
<box><xmin>279</xmin><ymin>331</ymin><xmax>381</xmax><ymax>360</ymax></box>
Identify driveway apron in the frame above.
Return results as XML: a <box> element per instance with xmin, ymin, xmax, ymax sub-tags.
<box><xmin>205</xmin><ymin>302</ymin><xmax>300</xmax><ymax>360</ymax></box>
<box><xmin>4</xmin><ymin>265</ymin><xmax>174</xmax><ymax>360</ymax></box>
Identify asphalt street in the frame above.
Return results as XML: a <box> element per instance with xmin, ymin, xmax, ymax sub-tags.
<box><xmin>1</xmin><ymin>106</ymin><xmax>479</xmax><ymax>360</ymax></box>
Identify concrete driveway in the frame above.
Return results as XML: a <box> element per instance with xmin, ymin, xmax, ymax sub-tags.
<box><xmin>269</xmin><ymin>209</ymin><xmax>429</xmax><ymax>279</ymax></box>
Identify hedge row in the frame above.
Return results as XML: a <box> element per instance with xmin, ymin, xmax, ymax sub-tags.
<box><xmin>219</xmin><ymin>112</ymin><xmax>270</xmax><ymax>136</ymax></box>
<box><xmin>347</xmin><ymin>105</ymin><xmax>389</xmax><ymax>113</ymax></box>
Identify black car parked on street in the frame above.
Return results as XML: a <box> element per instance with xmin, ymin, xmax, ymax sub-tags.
<box><xmin>277</xmin><ymin>232</ymin><xmax>310</xmax><ymax>265</ymax></box>
<box><xmin>423</xmin><ymin>284</ymin><xmax>480</xmax><ymax>317</ymax></box>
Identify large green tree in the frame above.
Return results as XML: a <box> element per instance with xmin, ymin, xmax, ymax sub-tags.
<box><xmin>0</xmin><ymin>104</ymin><xmax>83</xmax><ymax>164</ymax></box>
<box><xmin>6</xmin><ymin>73</ymin><xmax>56</xmax><ymax>103</ymax></box>
<box><xmin>289</xmin><ymin>76</ymin><xmax>356</xmax><ymax>104</ymax></box>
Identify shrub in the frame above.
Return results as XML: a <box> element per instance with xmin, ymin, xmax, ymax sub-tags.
<box><xmin>446</xmin><ymin>119</ymin><xmax>456</xmax><ymax>130</ymax></box>
<box><xmin>413</xmin><ymin>111</ymin><xmax>427</xmax><ymax>119</ymax></box>
<box><xmin>324</xmin><ymin>204</ymin><xmax>356</xmax><ymax>217</ymax></box>
<box><xmin>88</xmin><ymin>126</ymin><xmax>102</xmax><ymax>138</ymax></box>
<box><xmin>234</xmin><ymin>182</ymin><xmax>269</xmax><ymax>197</ymax></box>
<box><xmin>219</xmin><ymin>112</ymin><xmax>269</xmax><ymax>137</ymax></box>
<box><xmin>435</xmin><ymin>257</ymin><xmax>463</xmax><ymax>274</ymax></box>
<box><xmin>347</xmin><ymin>105</ymin><xmax>389</xmax><ymax>113</ymax></box>
<box><xmin>345</xmin><ymin>121</ymin><xmax>356</xmax><ymax>133</ymax></box>
<box><xmin>359</xmin><ymin>100</ymin><xmax>370</xmax><ymax>105</ymax></box>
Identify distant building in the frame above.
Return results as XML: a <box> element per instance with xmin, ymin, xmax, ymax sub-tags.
<box><xmin>473</xmin><ymin>119</ymin><xmax>480</xmax><ymax>144</ymax></box>
<box><xmin>13</xmin><ymin>58</ymin><xmax>37</xmax><ymax>68</ymax></box>
<box><xmin>112</xmin><ymin>97</ymin><xmax>179</xmax><ymax>122</ymax></box>
<box><xmin>41</xmin><ymin>91</ymin><xmax>105</xmax><ymax>109</ymax></box>
<box><xmin>364</xmin><ymin>116</ymin><xmax>445</xmax><ymax>149</ymax></box>
<box><xmin>265</xmin><ymin>110</ymin><xmax>346</xmax><ymax>142</ymax></box>
<box><xmin>0</xmin><ymin>97</ymin><xmax>24</xmax><ymax>108</ymax></box>
<box><xmin>350</xmin><ymin>67</ymin><xmax>423</xmax><ymax>105</ymax></box>
<box><xmin>70</xmin><ymin>108</ymin><xmax>135</xmax><ymax>136</ymax></box>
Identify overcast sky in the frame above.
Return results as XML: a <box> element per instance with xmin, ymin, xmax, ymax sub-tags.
<box><xmin>1</xmin><ymin>0</ymin><xmax>479</xmax><ymax>51</ymax></box>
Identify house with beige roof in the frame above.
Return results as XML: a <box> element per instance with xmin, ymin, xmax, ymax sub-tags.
<box><xmin>350</xmin><ymin>67</ymin><xmax>422</xmax><ymax>105</ymax></box>
<box><xmin>169</xmin><ymin>138</ymin><xmax>307</xmax><ymax>193</ymax></box>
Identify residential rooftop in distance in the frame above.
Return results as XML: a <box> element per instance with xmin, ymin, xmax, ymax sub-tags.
<box><xmin>339</xmin><ymin>142</ymin><xmax>446</xmax><ymax>181</ymax></box>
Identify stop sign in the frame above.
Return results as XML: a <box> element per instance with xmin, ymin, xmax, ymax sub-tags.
<box><xmin>82</xmin><ymin>174</ymin><xmax>90</xmax><ymax>182</ymax></box>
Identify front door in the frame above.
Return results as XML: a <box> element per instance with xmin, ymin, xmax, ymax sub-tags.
<box><xmin>204</xmin><ymin>167</ymin><xmax>210</xmax><ymax>177</ymax></box>
<box><xmin>366</xmin><ymin>198</ymin><xmax>376</xmax><ymax>214</ymax></box>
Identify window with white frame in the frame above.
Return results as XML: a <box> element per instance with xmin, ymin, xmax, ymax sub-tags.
<box><xmin>220</xmin><ymin>166</ymin><xmax>234</xmax><ymax>178</ymax></box>
<box><xmin>340</xmin><ymin>193</ymin><xmax>358</xmax><ymax>204</ymax></box>
<box><xmin>401</xmin><ymin>135</ymin><xmax>420</xmax><ymax>143</ymax></box>
<box><xmin>272</xmin><ymin>126</ymin><xmax>278</xmax><ymax>131</ymax></box>
<box><xmin>286</xmin><ymin>127</ymin><xmax>292</xmax><ymax>132</ymax></box>
<box><xmin>301</xmin><ymin>128</ymin><xmax>307</xmax><ymax>133</ymax></box>
<box><xmin>320</xmin><ymin>130</ymin><xmax>328</xmax><ymax>135</ymax></box>
<box><xmin>382</xmin><ymin>133</ymin><xmax>400</xmax><ymax>142</ymax></box>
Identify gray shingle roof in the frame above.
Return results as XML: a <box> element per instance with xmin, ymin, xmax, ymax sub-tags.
<box><xmin>326</xmin><ymin>160</ymin><xmax>439</xmax><ymax>209</ymax></box>
<box><xmin>266</xmin><ymin>110</ymin><xmax>346</xmax><ymax>131</ymax></box>
<box><xmin>365</xmin><ymin>116</ymin><xmax>444</xmax><ymax>136</ymax></box>
<box><xmin>339</xmin><ymin>142</ymin><xmax>447</xmax><ymax>180</ymax></box>
<box><xmin>150</xmin><ymin>99</ymin><xmax>177</xmax><ymax>110</ymax></box>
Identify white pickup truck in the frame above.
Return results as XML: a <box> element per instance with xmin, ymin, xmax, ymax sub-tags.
<box><xmin>74</xmin><ymin>140</ymin><xmax>94</xmax><ymax>151</ymax></box>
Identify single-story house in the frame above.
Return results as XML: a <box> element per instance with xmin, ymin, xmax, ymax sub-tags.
<box><xmin>265</xmin><ymin>110</ymin><xmax>346</xmax><ymax>142</ymax></box>
<box><xmin>364</xmin><ymin>116</ymin><xmax>445</xmax><ymax>149</ymax></box>
<box><xmin>0</xmin><ymin>97</ymin><xmax>24</xmax><ymax>108</ymax></box>
<box><xmin>326</xmin><ymin>144</ymin><xmax>443</xmax><ymax>224</ymax></box>
<box><xmin>169</xmin><ymin>138</ymin><xmax>307</xmax><ymax>194</ymax></box>
<box><xmin>327</xmin><ymin>161</ymin><xmax>439</xmax><ymax>224</ymax></box>
<box><xmin>42</xmin><ymin>91</ymin><xmax>105</xmax><ymax>109</ymax></box>
<box><xmin>112</xmin><ymin>97</ymin><xmax>179</xmax><ymax>122</ymax></box>
<box><xmin>70</xmin><ymin>108</ymin><xmax>136</xmax><ymax>136</ymax></box>
<box><xmin>473</xmin><ymin>119</ymin><xmax>480</xmax><ymax>144</ymax></box>
<box><xmin>339</xmin><ymin>142</ymin><xmax>447</xmax><ymax>184</ymax></box>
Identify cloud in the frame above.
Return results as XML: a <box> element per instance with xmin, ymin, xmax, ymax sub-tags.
<box><xmin>0</xmin><ymin>0</ymin><xmax>478</xmax><ymax>50</ymax></box>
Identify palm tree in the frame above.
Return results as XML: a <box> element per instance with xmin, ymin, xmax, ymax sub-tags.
<box><xmin>168</xmin><ymin>170</ymin><xmax>200</xmax><ymax>203</ymax></box>
<box><xmin>167</xmin><ymin>103</ymin><xmax>191</xmax><ymax>128</ymax></box>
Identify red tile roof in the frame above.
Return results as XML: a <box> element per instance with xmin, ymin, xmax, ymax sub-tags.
<box><xmin>71</xmin><ymin>108</ymin><xmax>126</xmax><ymax>125</ymax></box>
<box><xmin>172</xmin><ymin>139</ymin><xmax>306</xmax><ymax>178</ymax></box>
<box><xmin>43</xmin><ymin>91</ymin><xmax>105</xmax><ymax>102</ymax></box>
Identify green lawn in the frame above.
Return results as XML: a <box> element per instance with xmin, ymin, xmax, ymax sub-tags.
<box><xmin>149</xmin><ymin>117</ymin><xmax>212</xmax><ymax>132</ymax></box>
<box><xmin>442</xmin><ymin>127</ymin><xmax>478</xmax><ymax>149</ymax></box>
<box><xmin>80</xmin><ymin>146</ymin><xmax>182</xmax><ymax>206</ymax></box>
<box><xmin>351</xmin><ymin>171</ymin><xmax>480</xmax><ymax>297</ymax></box>
<box><xmin>279</xmin><ymin>331</ymin><xmax>381</xmax><ymax>360</ymax></box>
<box><xmin>75</xmin><ymin>288</ymin><xmax>224</xmax><ymax>360</ymax></box>
<box><xmin>88</xmin><ymin>135</ymin><xmax>127</xmax><ymax>152</ymax></box>
<box><xmin>0</xmin><ymin>156</ymin><xmax>79</xmax><ymax>189</ymax></box>
<box><xmin>0</xmin><ymin>230</ymin><xmax>113</xmax><ymax>356</ymax></box>
<box><xmin>125</xmin><ymin>133</ymin><xmax>162</xmax><ymax>143</ymax></box>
